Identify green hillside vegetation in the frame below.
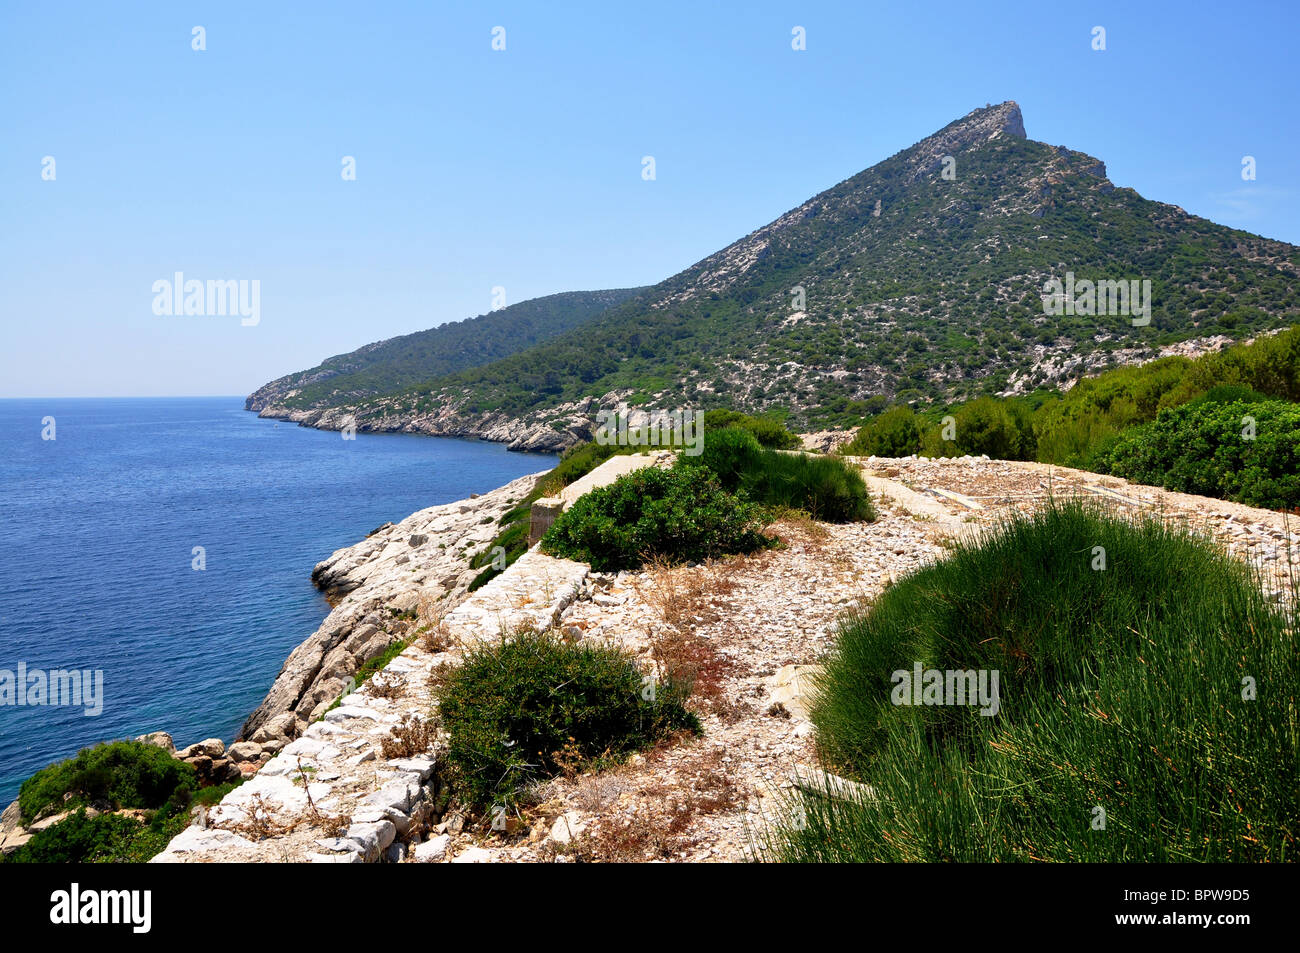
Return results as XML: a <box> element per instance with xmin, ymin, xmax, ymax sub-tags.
<box><xmin>271</xmin><ymin>104</ymin><xmax>1299</xmax><ymax>431</ymax></box>
<box><xmin>250</xmin><ymin>288</ymin><xmax>643</xmax><ymax>412</ymax></box>
<box><xmin>1091</xmin><ymin>397</ymin><xmax>1300</xmax><ymax>510</ymax></box>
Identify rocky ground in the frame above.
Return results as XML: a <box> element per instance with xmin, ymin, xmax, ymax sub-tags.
<box><xmin>450</xmin><ymin>457</ymin><xmax>1298</xmax><ymax>863</ymax></box>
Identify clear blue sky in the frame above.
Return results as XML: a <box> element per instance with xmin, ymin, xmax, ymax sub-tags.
<box><xmin>3</xmin><ymin>0</ymin><xmax>1297</xmax><ymax>397</ymax></box>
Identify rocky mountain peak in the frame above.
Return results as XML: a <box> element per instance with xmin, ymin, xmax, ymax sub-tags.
<box><xmin>903</xmin><ymin>100</ymin><xmax>1025</xmax><ymax>183</ymax></box>
<box><xmin>955</xmin><ymin>100</ymin><xmax>1026</xmax><ymax>141</ymax></box>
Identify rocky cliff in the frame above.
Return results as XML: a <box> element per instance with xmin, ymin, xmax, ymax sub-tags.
<box><xmin>235</xmin><ymin>471</ymin><xmax>547</xmax><ymax>754</ymax></box>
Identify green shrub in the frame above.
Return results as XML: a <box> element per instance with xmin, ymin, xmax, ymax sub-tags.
<box><xmin>2</xmin><ymin>807</ymin><xmax>192</xmax><ymax>864</ymax></box>
<box><xmin>466</xmin><ymin>440</ymin><xmax>639</xmax><ymax>591</ymax></box>
<box><xmin>1090</xmin><ymin>399</ymin><xmax>1300</xmax><ymax>509</ymax></box>
<box><xmin>683</xmin><ymin>427</ymin><xmax>763</xmax><ymax>493</ymax></box>
<box><xmin>683</xmin><ymin>428</ymin><xmax>876</xmax><ymax>523</ymax></box>
<box><xmin>769</xmin><ymin>502</ymin><xmax>1298</xmax><ymax>862</ymax></box>
<box><xmin>740</xmin><ymin>452</ymin><xmax>877</xmax><ymax>523</ymax></box>
<box><xmin>1187</xmin><ymin>384</ymin><xmax>1269</xmax><ymax>406</ymax></box>
<box><xmin>541</xmin><ymin>465</ymin><xmax>772</xmax><ymax>571</ymax></box>
<box><xmin>921</xmin><ymin>396</ymin><xmax>1032</xmax><ymax>459</ymax></box>
<box><xmin>841</xmin><ymin>405</ymin><xmax>921</xmax><ymax>457</ymax></box>
<box><xmin>18</xmin><ymin>740</ymin><xmax>197</xmax><ymax>824</ymax></box>
<box><xmin>702</xmin><ymin>409</ymin><xmax>801</xmax><ymax>449</ymax></box>
<box><xmin>438</xmin><ymin>628</ymin><xmax>700</xmax><ymax>806</ymax></box>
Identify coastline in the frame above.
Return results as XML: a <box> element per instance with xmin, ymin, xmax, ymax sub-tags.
<box><xmin>247</xmin><ymin>398</ymin><xmax>592</xmax><ymax>455</ymax></box>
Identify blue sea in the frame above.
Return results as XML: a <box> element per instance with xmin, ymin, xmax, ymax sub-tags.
<box><xmin>0</xmin><ymin>397</ymin><xmax>554</xmax><ymax>803</ymax></box>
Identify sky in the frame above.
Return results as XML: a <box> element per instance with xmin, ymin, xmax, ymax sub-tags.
<box><xmin>2</xmin><ymin>0</ymin><xmax>1298</xmax><ymax>398</ymax></box>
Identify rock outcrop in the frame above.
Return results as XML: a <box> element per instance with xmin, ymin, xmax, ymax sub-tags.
<box><xmin>799</xmin><ymin>429</ymin><xmax>855</xmax><ymax>453</ymax></box>
<box><xmin>152</xmin><ymin>550</ymin><xmax>593</xmax><ymax>863</ymax></box>
<box><xmin>237</xmin><ymin>470</ymin><xmax>547</xmax><ymax>747</ymax></box>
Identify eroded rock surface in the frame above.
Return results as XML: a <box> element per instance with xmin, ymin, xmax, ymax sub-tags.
<box><xmin>238</xmin><ymin>471</ymin><xmax>546</xmax><ymax>747</ymax></box>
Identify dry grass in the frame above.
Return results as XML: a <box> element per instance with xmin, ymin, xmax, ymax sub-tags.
<box><xmin>380</xmin><ymin>713</ymin><xmax>435</xmax><ymax>760</ymax></box>
<box><xmin>426</xmin><ymin>659</ymin><xmax>458</xmax><ymax>695</ymax></box>
<box><xmin>318</xmin><ymin>812</ymin><xmax>351</xmax><ymax>837</ymax></box>
<box><xmin>417</xmin><ymin>590</ymin><xmax>454</xmax><ymax>654</ymax></box>
<box><xmin>545</xmin><ymin>748</ymin><xmax>742</xmax><ymax>862</ymax></box>
<box><xmin>647</xmin><ymin>626</ymin><xmax>738</xmax><ymax>717</ymax></box>
<box><xmin>571</xmin><ymin>771</ymin><xmax>635</xmax><ymax>813</ymax></box>
<box><xmin>636</xmin><ymin>556</ymin><xmax>709</xmax><ymax>628</ymax></box>
<box><xmin>771</xmin><ymin>508</ymin><xmax>831</xmax><ymax>548</ymax></box>
<box><xmin>629</xmin><ymin>556</ymin><xmax>752</xmax><ymax>720</ymax></box>
<box><xmin>555</xmin><ymin>810</ymin><xmax>692</xmax><ymax>862</ymax></box>
<box><xmin>217</xmin><ymin>793</ymin><xmax>298</xmax><ymax>842</ymax></box>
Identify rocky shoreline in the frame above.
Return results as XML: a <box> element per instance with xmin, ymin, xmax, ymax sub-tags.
<box><xmin>246</xmin><ymin>396</ymin><xmax>594</xmax><ymax>454</ymax></box>
<box><xmin>235</xmin><ymin>471</ymin><xmax>547</xmax><ymax>757</ymax></box>
<box><xmin>7</xmin><ymin>450</ymin><xmax>1297</xmax><ymax>862</ymax></box>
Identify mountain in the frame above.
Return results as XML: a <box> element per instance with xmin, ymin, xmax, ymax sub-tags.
<box><xmin>250</xmin><ymin>102</ymin><xmax>1300</xmax><ymax>449</ymax></box>
<box><xmin>246</xmin><ymin>287</ymin><xmax>643</xmax><ymax>418</ymax></box>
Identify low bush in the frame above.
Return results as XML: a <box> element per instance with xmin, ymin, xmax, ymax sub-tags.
<box><xmin>841</xmin><ymin>405</ymin><xmax>921</xmax><ymax>457</ymax></box>
<box><xmin>18</xmin><ymin>740</ymin><xmax>196</xmax><ymax>825</ymax></box>
<box><xmin>769</xmin><ymin>502</ymin><xmax>1299</xmax><ymax>862</ymax></box>
<box><xmin>3</xmin><ymin>808</ymin><xmax>187</xmax><ymax>864</ymax></box>
<box><xmin>541</xmin><ymin>465</ymin><xmax>772</xmax><ymax>571</ymax></box>
<box><xmin>438</xmin><ymin>628</ymin><xmax>700</xmax><ymax>806</ymax></box>
<box><xmin>2</xmin><ymin>740</ymin><xmax>225</xmax><ymax>864</ymax></box>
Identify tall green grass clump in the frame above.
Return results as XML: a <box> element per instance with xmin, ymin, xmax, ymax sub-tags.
<box><xmin>683</xmin><ymin>426</ymin><xmax>764</xmax><ymax>493</ymax></box>
<box><xmin>682</xmin><ymin>427</ymin><xmax>876</xmax><ymax>523</ymax></box>
<box><xmin>750</xmin><ymin>451</ymin><xmax>876</xmax><ymax>522</ymax></box>
<box><xmin>770</xmin><ymin>501</ymin><xmax>1299</xmax><ymax>862</ymax></box>
<box><xmin>438</xmin><ymin>628</ymin><xmax>700</xmax><ymax>807</ymax></box>
<box><xmin>702</xmin><ymin>409</ymin><xmax>802</xmax><ymax>449</ymax></box>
